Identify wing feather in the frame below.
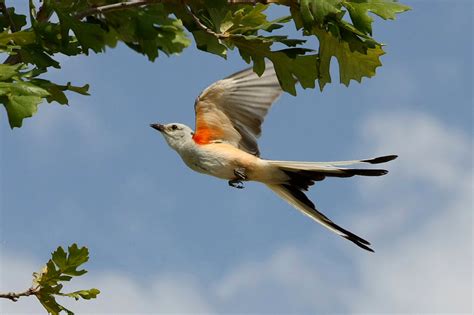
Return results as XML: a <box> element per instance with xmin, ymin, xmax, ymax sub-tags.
<box><xmin>193</xmin><ymin>63</ymin><xmax>282</xmax><ymax>156</ymax></box>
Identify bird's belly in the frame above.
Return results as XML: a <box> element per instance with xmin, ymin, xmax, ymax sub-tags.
<box><xmin>179</xmin><ymin>143</ymin><xmax>284</xmax><ymax>182</ymax></box>
<box><xmin>181</xmin><ymin>149</ymin><xmax>237</xmax><ymax>179</ymax></box>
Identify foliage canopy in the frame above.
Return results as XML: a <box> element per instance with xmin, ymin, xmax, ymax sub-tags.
<box><xmin>0</xmin><ymin>0</ymin><xmax>409</xmax><ymax>128</ymax></box>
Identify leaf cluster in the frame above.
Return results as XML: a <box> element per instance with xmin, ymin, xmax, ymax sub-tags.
<box><xmin>292</xmin><ymin>0</ymin><xmax>410</xmax><ymax>89</ymax></box>
<box><xmin>0</xmin><ymin>0</ymin><xmax>409</xmax><ymax>128</ymax></box>
<box><xmin>32</xmin><ymin>244</ymin><xmax>100</xmax><ymax>315</ymax></box>
<box><xmin>0</xmin><ymin>63</ymin><xmax>88</xmax><ymax>127</ymax></box>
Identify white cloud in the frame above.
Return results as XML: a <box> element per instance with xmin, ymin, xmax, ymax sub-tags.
<box><xmin>360</xmin><ymin>110</ymin><xmax>470</xmax><ymax>191</ymax></box>
<box><xmin>347</xmin><ymin>110</ymin><xmax>473</xmax><ymax>313</ymax></box>
<box><xmin>0</xmin><ymin>252</ymin><xmax>44</xmax><ymax>314</ymax></box>
<box><xmin>1</xmin><ymin>111</ymin><xmax>472</xmax><ymax>314</ymax></box>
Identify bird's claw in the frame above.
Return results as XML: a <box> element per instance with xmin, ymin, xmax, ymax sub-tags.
<box><xmin>229</xmin><ymin>168</ymin><xmax>247</xmax><ymax>189</ymax></box>
<box><xmin>228</xmin><ymin>179</ymin><xmax>244</xmax><ymax>189</ymax></box>
<box><xmin>234</xmin><ymin>167</ymin><xmax>247</xmax><ymax>180</ymax></box>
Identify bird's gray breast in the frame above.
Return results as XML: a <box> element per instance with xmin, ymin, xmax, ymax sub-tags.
<box><xmin>178</xmin><ymin>145</ymin><xmax>232</xmax><ymax>179</ymax></box>
<box><xmin>178</xmin><ymin>146</ymin><xmax>214</xmax><ymax>175</ymax></box>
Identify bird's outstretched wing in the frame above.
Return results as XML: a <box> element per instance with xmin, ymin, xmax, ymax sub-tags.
<box><xmin>193</xmin><ymin>63</ymin><xmax>282</xmax><ymax>156</ymax></box>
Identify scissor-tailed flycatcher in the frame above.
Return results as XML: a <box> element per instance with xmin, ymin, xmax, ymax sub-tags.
<box><xmin>151</xmin><ymin>64</ymin><xmax>397</xmax><ymax>252</ymax></box>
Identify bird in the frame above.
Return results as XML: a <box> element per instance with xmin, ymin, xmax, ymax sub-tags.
<box><xmin>150</xmin><ymin>63</ymin><xmax>397</xmax><ymax>252</ymax></box>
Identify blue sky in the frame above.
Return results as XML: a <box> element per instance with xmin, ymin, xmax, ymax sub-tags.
<box><xmin>1</xmin><ymin>1</ymin><xmax>472</xmax><ymax>313</ymax></box>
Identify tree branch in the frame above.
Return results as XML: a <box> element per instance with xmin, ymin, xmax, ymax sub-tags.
<box><xmin>2</xmin><ymin>0</ymin><xmax>52</xmax><ymax>65</ymax></box>
<box><xmin>1</xmin><ymin>0</ymin><xmax>22</xmax><ymax>65</ymax></box>
<box><xmin>76</xmin><ymin>0</ymin><xmax>162</xmax><ymax>19</ymax></box>
<box><xmin>183</xmin><ymin>4</ymin><xmax>229</xmax><ymax>39</ymax></box>
<box><xmin>0</xmin><ymin>0</ymin><xmax>19</xmax><ymax>32</ymax></box>
<box><xmin>76</xmin><ymin>0</ymin><xmax>285</xmax><ymax>19</ymax></box>
<box><xmin>77</xmin><ymin>0</ymin><xmax>231</xmax><ymax>39</ymax></box>
<box><xmin>0</xmin><ymin>287</ymin><xmax>39</xmax><ymax>302</ymax></box>
<box><xmin>0</xmin><ymin>0</ymin><xmax>19</xmax><ymax>33</ymax></box>
<box><xmin>228</xmin><ymin>0</ymin><xmax>285</xmax><ymax>3</ymax></box>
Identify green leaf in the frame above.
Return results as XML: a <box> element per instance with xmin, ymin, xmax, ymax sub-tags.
<box><xmin>1</xmin><ymin>94</ymin><xmax>43</xmax><ymax>128</ymax></box>
<box><xmin>0</xmin><ymin>30</ymin><xmax>36</xmax><ymax>46</ymax></box>
<box><xmin>0</xmin><ymin>7</ymin><xmax>27</xmax><ymax>31</ymax></box>
<box><xmin>0</xmin><ymin>81</ymin><xmax>49</xmax><ymax>127</ymax></box>
<box><xmin>32</xmin><ymin>244</ymin><xmax>99</xmax><ymax>315</ymax></box>
<box><xmin>54</xmin><ymin>9</ymin><xmax>107</xmax><ymax>54</ymax></box>
<box><xmin>193</xmin><ymin>30</ymin><xmax>227</xmax><ymax>58</ymax></box>
<box><xmin>230</xmin><ymin>35</ymin><xmax>318</xmax><ymax>95</ymax></box>
<box><xmin>51</xmin><ymin>246</ymin><xmax>68</xmax><ymax>271</ymax></box>
<box><xmin>312</xmin><ymin>25</ymin><xmax>384</xmax><ymax>90</ymax></box>
<box><xmin>300</xmin><ymin>0</ymin><xmax>343</xmax><ymax>26</ymax></box>
<box><xmin>343</xmin><ymin>0</ymin><xmax>411</xmax><ymax>35</ymax></box>
<box><xmin>61</xmin><ymin>288</ymin><xmax>101</xmax><ymax>301</ymax></box>
<box><xmin>63</xmin><ymin>83</ymin><xmax>89</xmax><ymax>96</ymax></box>
<box><xmin>0</xmin><ymin>64</ymin><xmax>23</xmax><ymax>80</ymax></box>
<box><xmin>19</xmin><ymin>47</ymin><xmax>61</xmax><ymax>69</ymax></box>
<box><xmin>100</xmin><ymin>4</ymin><xmax>190</xmax><ymax>60</ymax></box>
<box><xmin>63</xmin><ymin>244</ymin><xmax>89</xmax><ymax>276</ymax></box>
<box><xmin>36</xmin><ymin>292</ymin><xmax>74</xmax><ymax>315</ymax></box>
<box><xmin>272</xmin><ymin>53</ymin><xmax>319</xmax><ymax>94</ymax></box>
<box><xmin>0</xmin><ymin>62</ymin><xmax>90</xmax><ymax>128</ymax></box>
<box><xmin>0</xmin><ymin>81</ymin><xmax>49</xmax><ymax>97</ymax></box>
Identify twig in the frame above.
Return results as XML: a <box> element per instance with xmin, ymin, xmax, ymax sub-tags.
<box><xmin>0</xmin><ymin>287</ymin><xmax>39</xmax><ymax>302</ymax></box>
<box><xmin>76</xmin><ymin>0</ymin><xmax>284</xmax><ymax>19</ymax></box>
<box><xmin>78</xmin><ymin>0</ymin><xmax>229</xmax><ymax>39</ymax></box>
<box><xmin>183</xmin><ymin>5</ymin><xmax>229</xmax><ymax>39</ymax></box>
<box><xmin>228</xmin><ymin>0</ymin><xmax>283</xmax><ymax>3</ymax></box>
<box><xmin>1</xmin><ymin>0</ymin><xmax>22</xmax><ymax>64</ymax></box>
<box><xmin>76</xmin><ymin>0</ymin><xmax>162</xmax><ymax>19</ymax></box>
<box><xmin>0</xmin><ymin>0</ymin><xmax>19</xmax><ymax>32</ymax></box>
<box><xmin>2</xmin><ymin>0</ymin><xmax>53</xmax><ymax>65</ymax></box>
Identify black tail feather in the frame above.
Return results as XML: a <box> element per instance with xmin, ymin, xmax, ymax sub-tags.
<box><xmin>281</xmin><ymin>184</ymin><xmax>374</xmax><ymax>252</ymax></box>
<box><xmin>283</xmin><ymin>167</ymin><xmax>388</xmax><ymax>191</ymax></box>
<box><xmin>362</xmin><ymin>155</ymin><xmax>398</xmax><ymax>164</ymax></box>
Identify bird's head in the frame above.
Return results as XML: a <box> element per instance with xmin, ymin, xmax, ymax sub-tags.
<box><xmin>150</xmin><ymin>122</ymin><xmax>194</xmax><ymax>151</ymax></box>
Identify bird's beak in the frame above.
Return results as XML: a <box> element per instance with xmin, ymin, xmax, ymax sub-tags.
<box><xmin>150</xmin><ymin>123</ymin><xmax>165</xmax><ymax>132</ymax></box>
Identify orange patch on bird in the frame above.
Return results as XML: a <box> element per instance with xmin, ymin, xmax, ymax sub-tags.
<box><xmin>193</xmin><ymin>127</ymin><xmax>213</xmax><ymax>144</ymax></box>
<box><xmin>193</xmin><ymin>106</ymin><xmax>225</xmax><ymax>145</ymax></box>
<box><xmin>193</xmin><ymin>119</ymin><xmax>222</xmax><ymax>145</ymax></box>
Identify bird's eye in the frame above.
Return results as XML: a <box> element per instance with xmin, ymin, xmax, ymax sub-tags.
<box><xmin>171</xmin><ymin>124</ymin><xmax>178</xmax><ymax>130</ymax></box>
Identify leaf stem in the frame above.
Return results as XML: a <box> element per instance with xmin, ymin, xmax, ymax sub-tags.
<box><xmin>0</xmin><ymin>286</ymin><xmax>39</xmax><ymax>302</ymax></box>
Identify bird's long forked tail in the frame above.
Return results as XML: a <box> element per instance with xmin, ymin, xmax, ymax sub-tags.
<box><xmin>266</xmin><ymin>155</ymin><xmax>398</xmax><ymax>252</ymax></box>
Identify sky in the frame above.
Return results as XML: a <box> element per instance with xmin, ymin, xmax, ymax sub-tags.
<box><xmin>1</xmin><ymin>1</ymin><xmax>472</xmax><ymax>314</ymax></box>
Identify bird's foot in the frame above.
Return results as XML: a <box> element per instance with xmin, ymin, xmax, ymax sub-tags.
<box><xmin>228</xmin><ymin>179</ymin><xmax>244</xmax><ymax>189</ymax></box>
<box><xmin>234</xmin><ymin>167</ymin><xmax>247</xmax><ymax>180</ymax></box>
<box><xmin>229</xmin><ymin>168</ymin><xmax>247</xmax><ymax>189</ymax></box>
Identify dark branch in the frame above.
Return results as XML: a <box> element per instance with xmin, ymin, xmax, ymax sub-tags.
<box><xmin>76</xmin><ymin>0</ymin><xmax>162</xmax><ymax>19</ymax></box>
<box><xmin>76</xmin><ymin>0</ymin><xmax>283</xmax><ymax>19</ymax></box>
<box><xmin>2</xmin><ymin>1</ymin><xmax>52</xmax><ymax>65</ymax></box>
<box><xmin>0</xmin><ymin>0</ymin><xmax>20</xmax><ymax>32</ymax></box>
<box><xmin>1</xmin><ymin>0</ymin><xmax>21</xmax><ymax>64</ymax></box>
<box><xmin>183</xmin><ymin>5</ymin><xmax>229</xmax><ymax>39</ymax></box>
<box><xmin>77</xmin><ymin>0</ymin><xmax>230</xmax><ymax>39</ymax></box>
<box><xmin>228</xmin><ymin>0</ymin><xmax>283</xmax><ymax>3</ymax></box>
<box><xmin>0</xmin><ymin>287</ymin><xmax>39</xmax><ymax>302</ymax></box>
